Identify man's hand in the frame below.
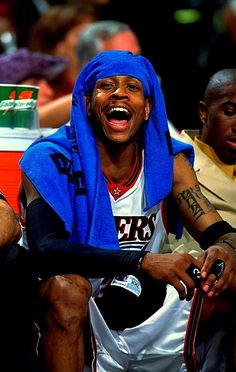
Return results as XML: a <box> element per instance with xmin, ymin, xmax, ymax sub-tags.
<box><xmin>199</xmin><ymin>243</ymin><xmax>236</xmax><ymax>297</ymax></box>
<box><xmin>141</xmin><ymin>252</ymin><xmax>202</xmax><ymax>301</ymax></box>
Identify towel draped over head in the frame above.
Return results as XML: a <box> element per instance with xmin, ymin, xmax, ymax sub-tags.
<box><xmin>20</xmin><ymin>50</ymin><xmax>194</xmax><ymax>250</ymax></box>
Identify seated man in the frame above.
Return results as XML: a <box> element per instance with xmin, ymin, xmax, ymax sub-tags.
<box><xmin>0</xmin><ymin>190</ymin><xmax>38</xmax><ymax>371</ymax></box>
<box><xmin>169</xmin><ymin>68</ymin><xmax>236</xmax><ymax>370</ymax></box>
<box><xmin>20</xmin><ymin>51</ymin><xmax>236</xmax><ymax>372</ymax></box>
<box><xmin>168</xmin><ymin>68</ymin><xmax>236</xmax><ymax>254</ymax></box>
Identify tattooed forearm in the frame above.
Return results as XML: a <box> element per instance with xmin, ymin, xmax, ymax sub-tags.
<box><xmin>176</xmin><ymin>184</ymin><xmax>216</xmax><ymax>221</ymax></box>
<box><xmin>201</xmin><ymin>192</ymin><xmax>217</xmax><ymax>212</ymax></box>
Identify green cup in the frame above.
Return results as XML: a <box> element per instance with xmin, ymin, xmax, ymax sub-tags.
<box><xmin>0</xmin><ymin>84</ymin><xmax>15</xmax><ymax>127</ymax></box>
<box><xmin>0</xmin><ymin>84</ymin><xmax>39</xmax><ymax>129</ymax></box>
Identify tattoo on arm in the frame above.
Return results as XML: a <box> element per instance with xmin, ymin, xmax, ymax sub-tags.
<box><xmin>177</xmin><ymin>184</ymin><xmax>216</xmax><ymax>222</ymax></box>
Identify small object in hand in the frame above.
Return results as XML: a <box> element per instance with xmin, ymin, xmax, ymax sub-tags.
<box><xmin>186</xmin><ymin>264</ymin><xmax>202</xmax><ymax>287</ymax></box>
<box><xmin>186</xmin><ymin>259</ymin><xmax>225</xmax><ymax>287</ymax></box>
<box><xmin>210</xmin><ymin>259</ymin><xmax>225</xmax><ymax>280</ymax></box>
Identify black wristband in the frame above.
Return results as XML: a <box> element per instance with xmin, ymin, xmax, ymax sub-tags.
<box><xmin>198</xmin><ymin>221</ymin><xmax>236</xmax><ymax>250</ymax></box>
<box><xmin>137</xmin><ymin>251</ymin><xmax>149</xmax><ymax>270</ymax></box>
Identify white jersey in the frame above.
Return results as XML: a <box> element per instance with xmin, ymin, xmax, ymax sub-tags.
<box><xmin>109</xmin><ymin>155</ymin><xmax>167</xmax><ymax>254</ymax></box>
<box><xmin>88</xmin><ymin>154</ymin><xmax>201</xmax><ymax>372</ymax></box>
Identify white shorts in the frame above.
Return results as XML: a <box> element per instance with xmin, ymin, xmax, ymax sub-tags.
<box><xmin>88</xmin><ymin>285</ymin><xmax>192</xmax><ymax>372</ymax></box>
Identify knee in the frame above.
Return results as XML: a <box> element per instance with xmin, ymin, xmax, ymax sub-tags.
<box><xmin>39</xmin><ymin>274</ymin><xmax>92</xmax><ymax>331</ymax></box>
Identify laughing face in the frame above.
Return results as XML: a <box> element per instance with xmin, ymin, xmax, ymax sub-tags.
<box><xmin>85</xmin><ymin>75</ymin><xmax>151</xmax><ymax>145</ymax></box>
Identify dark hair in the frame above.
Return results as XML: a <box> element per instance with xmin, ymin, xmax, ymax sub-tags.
<box><xmin>30</xmin><ymin>4</ymin><xmax>96</xmax><ymax>54</ymax></box>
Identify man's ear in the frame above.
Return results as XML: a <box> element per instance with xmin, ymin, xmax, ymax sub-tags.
<box><xmin>144</xmin><ymin>98</ymin><xmax>151</xmax><ymax>121</ymax></box>
<box><xmin>199</xmin><ymin>101</ymin><xmax>208</xmax><ymax>125</ymax></box>
<box><xmin>84</xmin><ymin>94</ymin><xmax>91</xmax><ymax>116</ymax></box>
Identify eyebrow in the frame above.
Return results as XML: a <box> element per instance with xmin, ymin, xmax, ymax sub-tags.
<box><xmin>221</xmin><ymin>100</ymin><xmax>236</xmax><ymax>107</ymax></box>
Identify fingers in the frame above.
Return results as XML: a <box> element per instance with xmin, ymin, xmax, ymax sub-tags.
<box><xmin>199</xmin><ymin>245</ymin><xmax>236</xmax><ymax>296</ymax></box>
<box><xmin>185</xmin><ymin>259</ymin><xmax>227</xmax><ymax>298</ymax></box>
<box><xmin>200</xmin><ymin>244</ymin><xmax>234</xmax><ymax>278</ymax></box>
<box><xmin>201</xmin><ymin>259</ymin><xmax>232</xmax><ymax>296</ymax></box>
<box><xmin>168</xmin><ymin>254</ymin><xmax>200</xmax><ymax>299</ymax></box>
<box><xmin>201</xmin><ymin>269</ymin><xmax>233</xmax><ymax>297</ymax></box>
<box><xmin>172</xmin><ymin>277</ymin><xmax>195</xmax><ymax>301</ymax></box>
<box><xmin>174</xmin><ymin>263</ymin><xmax>200</xmax><ymax>300</ymax></box>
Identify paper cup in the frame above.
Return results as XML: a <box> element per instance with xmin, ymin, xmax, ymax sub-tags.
<box><xmin>0</xmin><ymin>84</ymin><xmax>39</xmax><ymax>129</ymax></box>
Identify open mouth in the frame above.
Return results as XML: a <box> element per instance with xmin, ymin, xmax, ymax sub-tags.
<box><xmin>106</xmin><ymin>106</ymin><xmax>132</xmax><ymax>127</ymax></box>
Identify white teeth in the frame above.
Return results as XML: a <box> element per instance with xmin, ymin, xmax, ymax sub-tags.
<box><xmin>109</xmin><ymin>107</ymin><xmax>128</xmax><ymax>113</ymax></box>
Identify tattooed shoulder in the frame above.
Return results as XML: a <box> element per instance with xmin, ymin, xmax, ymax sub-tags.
<box><xmin>174</xmin><ymin>152</ymin><xmax>193</xmax><ymax>170</ymax></box>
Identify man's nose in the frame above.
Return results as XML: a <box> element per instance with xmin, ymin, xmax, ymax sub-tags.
<box><xmin>112</xmin><ymin>85</ymin><xmax>127</xmax><ymax>96</ymax></box>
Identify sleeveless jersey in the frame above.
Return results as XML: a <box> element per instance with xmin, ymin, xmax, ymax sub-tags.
<box><xmin>88</xmin><ymin>153</ymin><xmax>201</xmax><ymax>371</ymax></box>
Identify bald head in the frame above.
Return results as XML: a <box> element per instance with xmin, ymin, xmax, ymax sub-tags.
<box><xmin>204</xmin><ymin>68</ymin><xmax>236</xmax><ymax>105</ymax></box>
<box><xmin>199</xmin><ymin>68</ymin><xmax>236</xmax><ymax>164</ymax></box>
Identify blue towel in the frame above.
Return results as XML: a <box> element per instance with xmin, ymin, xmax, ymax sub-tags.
<box><xmin>20</xmin><ymin>50</ymin><xmax>194</xmax><ymax>250</ymax></box>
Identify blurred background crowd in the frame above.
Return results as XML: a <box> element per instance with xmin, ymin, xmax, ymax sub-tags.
<box><xmin>0</xmin><ymin>0</ymin><xmax>235</xmax><ymax>131</ymax></box>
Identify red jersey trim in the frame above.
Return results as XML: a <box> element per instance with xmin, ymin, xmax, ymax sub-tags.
<box><xmin>103</xmin><ymin>145</ymin><xmax>142</xmax><ymax>200</ymax></box>
<box><xmin>184</xmin><ymin>289</ymin><xmax>204</xmax><ymax>372</ymax></box>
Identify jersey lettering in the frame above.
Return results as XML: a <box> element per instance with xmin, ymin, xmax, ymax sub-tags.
<box><xmin>115</xmin><ymin>213</ymin><xmax>157</xmax><ymax>242</ymax></box>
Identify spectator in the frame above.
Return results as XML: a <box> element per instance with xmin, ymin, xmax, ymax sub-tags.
<box><xmin>76</xmin><ymin>19</ymin><xmax>141</xmax><ymax>68</ymax></box>
<box><xmin>30</xmin><ymin>4</ymin><xmax>96</xmax><ymax>98</ymax></box>
<box><xmin>20</xmin><ymin>50</ymin><xmax>236</xmax><ymax>371</ymax></box>
<box><xmin>0</xmin><ymin>48</ymin><xmax>68</xmax><ymax>107</ymax></box>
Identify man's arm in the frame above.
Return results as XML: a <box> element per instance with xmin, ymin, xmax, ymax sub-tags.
<box><xmin>141</xmin><ymin>153</ymin><xmax>236</xmax><ymax>299</ymax></box>
<box><xmin>0</xmin><ymin>193</ymin><xmax>22</xmax><ymax>248</ymax></box>
<box><xmin>38</xmin><ymin>94</ymin><xmax>71</xmax><ymax>128</ymax></box>
<box><xmin>21</xmin><ymin>171</ymin><xmax>148</xmax><ymax>278</ymax></box>
<box><xmin>171</xmin><ymin>152</ymin><xmax>236</xmax><ymax>296</ymax></box>
<box><xmin>172</xmin><ymin>153</ymin><xmax>223</xmax><ymax>237</ymax></box>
